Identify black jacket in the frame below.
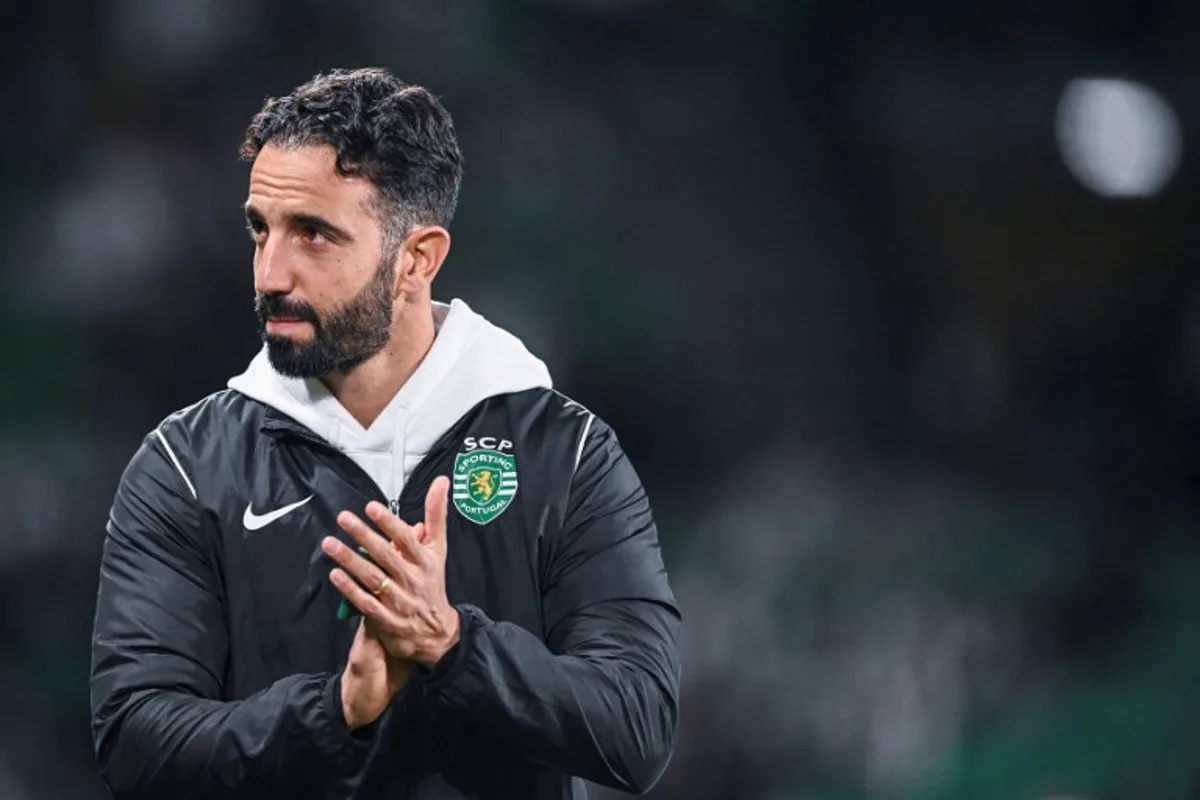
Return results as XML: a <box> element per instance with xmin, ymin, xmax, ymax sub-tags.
<box><xmin>90</xmin><ymin>386</ymin><xmax>680</xmax><ymax>799</ymax></box>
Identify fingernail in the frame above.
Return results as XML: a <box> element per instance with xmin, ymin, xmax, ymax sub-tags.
<box><xmin>322</xmin><ymin>538</ymin><xmax>340</xmax><ymax>555</ymax></box>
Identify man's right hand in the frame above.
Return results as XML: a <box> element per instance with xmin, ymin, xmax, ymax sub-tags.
<box><xmin>341</xmin><ymin>619</ymin><xmax>413</xmax><ymax>730</ymax></box>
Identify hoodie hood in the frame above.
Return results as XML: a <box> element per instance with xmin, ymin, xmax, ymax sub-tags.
<box><xmin>227</xmin><ymin>298</ymin><xmax>552</xmax><ymax>501</ymax></box>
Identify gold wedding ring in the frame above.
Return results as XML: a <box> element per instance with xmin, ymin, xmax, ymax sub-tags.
<box><xmin>372</xmin><ymin>577</ymin><xmax>391</xmax><ymax>597</ymax></box>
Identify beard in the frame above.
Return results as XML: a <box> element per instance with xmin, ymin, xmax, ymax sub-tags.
<box><xmin>255</xmin><ymin>250</ymin><xmax>397</xmax><ymax>379</ymax></box>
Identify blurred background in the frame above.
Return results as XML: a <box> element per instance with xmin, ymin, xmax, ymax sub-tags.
<box><xmin>3</xmin><ymin>1</ymin><xmax>1200</xmax><ymax>798</ymax></box>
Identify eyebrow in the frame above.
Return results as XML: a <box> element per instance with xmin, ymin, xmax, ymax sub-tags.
<box><xmin>242</xmin><ymin>203</ymin><xmax>354</xmax><ymax>243</ymax></box>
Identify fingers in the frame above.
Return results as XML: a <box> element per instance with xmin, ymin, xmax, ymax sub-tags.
<box><xmin>328</xmin><ymin>566</ymin><xmax>391</xmax><ymax>621</ymax></box>
<box><xmin>365</xmin><ymin>502</ymin><xmax>431</xmax><ymax>567</ymax></box>
<box><xmin>331</xmin><ymin>513</ymin><xmax>419</xmax><ymax>586</ymax></box>
<box><xmin>322</xmin><ymin>534</ymin><xmax>390</xmax><ymax>590</ymax></box>
<box><xmin>334</xmin><ymin>480</ymin><xmax>449</xmax><ymax>582</ymax></box>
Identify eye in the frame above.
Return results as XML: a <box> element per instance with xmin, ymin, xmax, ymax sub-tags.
<box><xmin>299</xmin><ymin>225</ymin><xmax>328</xmax><ymax>245</ymax></box>
<box><xmin>245</xmin><ymin>219</ymin><xmax>267</xmax><ymax>243</ymax></box>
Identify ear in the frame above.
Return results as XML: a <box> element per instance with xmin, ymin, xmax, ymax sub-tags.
<box><xmin>396</xmin><ymin>226</ymin><xmax>451</xmax><ymax>295</ymax></box>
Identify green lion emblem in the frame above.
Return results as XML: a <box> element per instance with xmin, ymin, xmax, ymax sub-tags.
<box><xmin>452</xmin><ymin>448</ymin><xmax>518</xmax><ymax>525</ymax></box>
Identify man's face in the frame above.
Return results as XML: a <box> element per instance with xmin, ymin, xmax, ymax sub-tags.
<box><xmin>245</xmin><ymin>144</ymin><xmax>399</xmax><ymax>378</ymax></box>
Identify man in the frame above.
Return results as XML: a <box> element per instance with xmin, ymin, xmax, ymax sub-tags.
<box><xmin>89</xmin><ymin>68</ymin><xmax>680</xmax><ymax>799</ymax></box>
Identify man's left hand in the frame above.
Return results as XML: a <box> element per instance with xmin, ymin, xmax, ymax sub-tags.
<box><xmin>322</xmin><ymin>476</ymin><xmax>460</xmax><ymax>668</ymax></box>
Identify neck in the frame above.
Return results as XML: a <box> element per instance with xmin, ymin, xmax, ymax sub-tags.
<box><xmin>322</xmin><ymin>301</ymin><xmax>436</xmax><ymax>428</ymax></box>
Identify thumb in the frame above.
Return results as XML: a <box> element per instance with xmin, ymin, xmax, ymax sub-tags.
<box><xmin>351</xmin><ymin>620</ymin><xmax>381</xmax><ymax>662</ymax></box>
<box><xmin>425</xmin><ymin>475</ymin><xmax>450</xmax><ymax>546</ymax></box>
<box><xmin>363</xmin><ymin>616</ymin><xmax>388</xmax><ymax>643</ymax></box>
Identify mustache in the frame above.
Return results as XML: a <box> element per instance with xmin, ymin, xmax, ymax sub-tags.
<box><xmin>255</xmin><ymin>294</ymin><xmax>321</xmax><ymax>327</ymax></box>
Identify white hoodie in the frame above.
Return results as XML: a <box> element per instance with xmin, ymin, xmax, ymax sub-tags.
<box><xmin>227</xmin><ymin>299</ymin><xmax>552</xmax><ymax>502</ymax></box>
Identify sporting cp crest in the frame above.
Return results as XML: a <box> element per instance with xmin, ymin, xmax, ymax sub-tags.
<box><xmin>452</xmin><ymin>447</ymin><xmax>519</xmax><ymax>525</ymax></box>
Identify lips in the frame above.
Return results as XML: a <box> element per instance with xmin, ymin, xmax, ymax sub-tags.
<box><xmin>265</xmin><ymin>318</ymin><xmax>312</xmax><ymax>335</ymax></box>
<box><xmin>255</xmin><ymin>294</ymin><xmax>320</xmax><ymax>328</ymax></box>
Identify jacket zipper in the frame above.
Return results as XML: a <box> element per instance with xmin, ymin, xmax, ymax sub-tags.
<box><xmin>265</xmin><ymin>423</ymin><xmax>420</xmax><ymax>518</ymax></box>
<box><xmin>264</xmin><ymin>421</ymin><xmax>432</xmax><ymax>799</ymax></box>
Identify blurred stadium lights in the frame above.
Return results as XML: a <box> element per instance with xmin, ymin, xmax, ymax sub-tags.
<box><xmin>1055</xmin><ymin>77</ymin><xmax>1181</xmax><ymax>199</ymax></box>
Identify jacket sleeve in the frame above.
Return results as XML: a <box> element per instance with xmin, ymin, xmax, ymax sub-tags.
<box><xmin>90</xmin><ymin>429</ymin><xmax>372</xmax><ymax>799</ymax></box>
<box><xmin>422</xmin><ymin>417</ymin><xmax>681</xmax><ymax>794</ymax></box>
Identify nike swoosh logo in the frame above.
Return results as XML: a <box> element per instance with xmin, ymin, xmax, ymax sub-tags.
<box><xmin>243</xmin><ymin>495</ymin><xmax>314</xmax><ymax>531</ymax></box>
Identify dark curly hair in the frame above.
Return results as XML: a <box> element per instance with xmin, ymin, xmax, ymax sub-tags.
<box><xmin>240</xmin><ymin>68</ymin><xmax>464</xmax><ymax>242</ymax></box>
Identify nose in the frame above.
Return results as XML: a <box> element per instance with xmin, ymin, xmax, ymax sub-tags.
<box><xmin>253</xmin><ymin>235</ymin><xmax>295</xmax><ymax>296</ymax></box>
